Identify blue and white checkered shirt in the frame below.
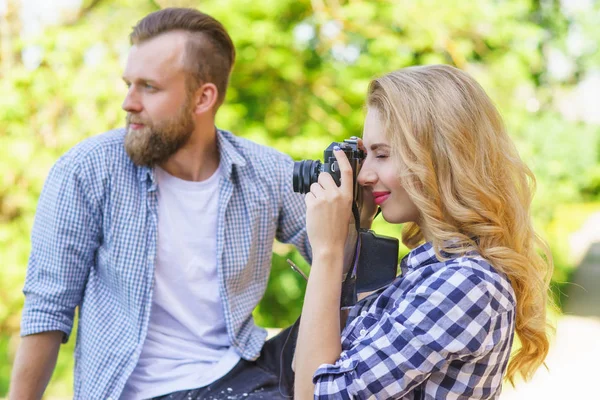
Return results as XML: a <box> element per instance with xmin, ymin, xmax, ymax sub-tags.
<box><xmin>314</xmin><ymin>242</ymin><xmax>516</xmax><ymax>399</ymax></box>
<box><xmin>21</xmin><ymin>128</ymin><xmax>311</xmax><ymax>400</ymax></box>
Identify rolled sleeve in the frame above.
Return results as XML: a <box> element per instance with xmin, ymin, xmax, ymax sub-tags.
<box><xmin>313</xmin><ymin>267</ymin><xmax>495</xmax><ymax>399</ymax></box>
<box><xmin>21</xmin><ymin>292</ymin><xmax>76</xmax><ymax>341</ymax></box>
<box><xmin>21</xmin><ymin>157</ymin><xmax>101</xmax><ymax>342</ymax></box>
<box><xmin>313</xmin><ymin>355</ymin><xmax>363</xmax><ymax>399</ymax></box>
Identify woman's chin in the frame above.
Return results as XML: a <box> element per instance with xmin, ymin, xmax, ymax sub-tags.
<box><xmin>381</xmin><ymin>209</ymin><xmax>415</xmax><ymax>225</ymax></box>
<box><xmin>380</xmin><ymin>210</ymin><xmax>401</xmax><ymax>224</ymax></box>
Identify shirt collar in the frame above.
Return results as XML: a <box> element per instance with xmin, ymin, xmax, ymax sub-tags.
<box><xmin>216</xmin><ymin>128</ymin><xmax>246</xmax><ymax>179</ymax></box>
<box><xmin>401</xmin><ymin>242</ymin><xmax>438</xmax><ymax>274</ymax></box>
<box><xmin>135</xmin><ymin>128</ymin><xmax>246</xmax><ymax>184</ymax></box>
<box><xmin>400</xmin><ymin>240</ymin><xmax>482</xmax><ymax>275</ymax></box>
<box><xmin>137</xmin><ymin>165</ymin><xmax>153</xmax><ymax>184</ymax></box>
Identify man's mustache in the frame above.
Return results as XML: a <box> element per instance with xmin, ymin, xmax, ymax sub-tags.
<box><xmin>126</xmin><ymin>115</ymin><xmax>146</xmax><ymax>125</ymax></box>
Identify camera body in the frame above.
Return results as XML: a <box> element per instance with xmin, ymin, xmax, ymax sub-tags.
<box><xmin>292</xmin><ymin>138</ymin><xmax>400</xmax><ymax>305</ymax></box>
<box><xmin>292</xmin><ymin>139</ymin><xmax>365</xmax><ymax>198</ymax></box>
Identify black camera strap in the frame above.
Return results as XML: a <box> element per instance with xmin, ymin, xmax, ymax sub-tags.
<box><xmin>341</xmin><ymin>203</ymin><xmax>395</xmax><ymax>308</ymax></box>
<box><xmin>352</xmin><ymin>201</ymin><xmax>361</xmax><ymax>232</ymax></box>
<box><xmin>340</xmin><ymin>201</ymin><xmax>362</xmax><ymax>309</ymax></box>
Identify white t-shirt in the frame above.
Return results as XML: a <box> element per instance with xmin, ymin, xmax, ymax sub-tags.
<box><xmin>121</xmin><ymin>165</ymin><xmax>240</xmax><ymax>399</ymax></box>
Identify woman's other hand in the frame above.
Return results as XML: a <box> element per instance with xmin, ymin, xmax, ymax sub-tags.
<box><xmin>305</xmin><ymin>147</ymin><xmax>354</xmax><ymax>259</ymax></box>
<box><xmin>356</xmin><ymin>138</ymin><xmax>378</xmax><ymax>229</ymax></box>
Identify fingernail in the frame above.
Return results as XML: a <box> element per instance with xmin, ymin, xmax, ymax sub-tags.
<box><xmin>333</xmin><ymin>145</ymin><xmax>341</xmax><ymax>151</ymax></box>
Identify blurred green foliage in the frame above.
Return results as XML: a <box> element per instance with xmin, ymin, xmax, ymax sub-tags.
<box><xmin>1</xmin><ymin>0</ymin><xmax>599</xmax><ymax>397</ymax></box>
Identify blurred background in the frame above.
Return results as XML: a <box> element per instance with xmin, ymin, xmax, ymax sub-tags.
<box><xmin>1</xmin><ymin>0</ymin><xmax>599</xmax><ymax>398</ymax></box>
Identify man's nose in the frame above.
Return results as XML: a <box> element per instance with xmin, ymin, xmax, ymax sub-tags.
<box><xmin>122</xmin><ymin>88</ymin><xmax>142</xmax><ymax>113</ymax></box>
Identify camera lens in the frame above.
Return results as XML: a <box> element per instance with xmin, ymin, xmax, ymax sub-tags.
<box><xmin>293</xmin><ymin>160</ymin><xmax>321</xmax><ymax>193</ymax></box>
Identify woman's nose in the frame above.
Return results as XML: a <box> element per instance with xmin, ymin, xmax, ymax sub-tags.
<box><xmin>358</xmin><ymin>164</ymin><xmax>376</xmax><ymax>186</ymax></box>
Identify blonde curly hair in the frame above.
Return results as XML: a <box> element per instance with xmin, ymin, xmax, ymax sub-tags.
<box><xmin>366</xmin><ymin>64</ymin><xmax>553</xmax><ymax>383</ymax></box>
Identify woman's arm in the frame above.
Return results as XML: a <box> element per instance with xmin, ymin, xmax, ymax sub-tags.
<box><xmin>294</xmin><ymin>251</ymin><xmax>344</xmax><ymax>399</ymax></box>
<box><xmin>294</xmin><ymin>148</ymin><xmax>355</xmax><ymax>399</ymax></box>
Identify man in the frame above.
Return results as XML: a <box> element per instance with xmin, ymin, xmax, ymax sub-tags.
<box><xmin>9</xmin><ymin>8</ymin><xmax>310</xmax><ymax>400</ymax></box>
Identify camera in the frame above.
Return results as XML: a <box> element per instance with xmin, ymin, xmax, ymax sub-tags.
<box><xmin>292</xmin><ymin>138</ymin><xmax>400</xmax><ymax>306</ymax></box>
<box><xmin>292</xmin><ymin>138</ymin><xmax>365</xmax><ymax>198</ymax></box>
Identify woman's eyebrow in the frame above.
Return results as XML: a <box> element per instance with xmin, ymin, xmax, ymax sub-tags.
<box><xmin>370</xmin><ymin>143</ymin><xmax>390</xmax><ymax>151</ymax></box>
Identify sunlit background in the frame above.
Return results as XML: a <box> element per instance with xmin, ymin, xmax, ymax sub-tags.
<box><xmin>1</xmin><ymin>0</ymin><xmax>599</xmax><ymax>398</ymax></box>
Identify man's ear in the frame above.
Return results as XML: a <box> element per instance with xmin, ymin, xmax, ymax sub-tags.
<box><xmin>192</xmin><ymin>83</ymin><xmax>219</xmax><ymax>115</ymax></box>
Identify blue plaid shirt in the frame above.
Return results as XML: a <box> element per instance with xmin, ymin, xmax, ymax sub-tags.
<box><xmin>21</xmin><ymin>128</ymin><xmax>311</xmax><ymax>400</ymax></box>
<box><xmin>314</xmin><ymin>242</ymin><xmax>516</xmax><ymax>399</ymax></box>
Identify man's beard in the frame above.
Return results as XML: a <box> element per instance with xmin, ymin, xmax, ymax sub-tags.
<box><xmin>124</xmin><ymin>102</ymin><xmax>195</xmax><ymax>167</ymax></box>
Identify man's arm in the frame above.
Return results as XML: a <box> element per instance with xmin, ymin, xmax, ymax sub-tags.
<box><xmin>16</xmin><ymin>153</ymin><xmax>101</xmax><ymax>398</ymax></box>
<box><xmin>275</xmin><ymin>157</ymin><xmax>312</xmax><ymax>262</ymax></box>
<box><xmin>9</xmin><ymin>331</ymin><xmax>63</xmax><ymax>400</ymax></box>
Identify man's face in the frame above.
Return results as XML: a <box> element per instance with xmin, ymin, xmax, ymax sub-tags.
<box><xmin>122</xmin><ymin>31</ymin><xmax>195</xmax><ymax>166</ymax></box>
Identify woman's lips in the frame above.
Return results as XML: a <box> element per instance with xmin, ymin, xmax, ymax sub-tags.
<box><xmin>372</xmin><ymin>191</ymin><xmax>391</xmax><ymax>205</ymax></box>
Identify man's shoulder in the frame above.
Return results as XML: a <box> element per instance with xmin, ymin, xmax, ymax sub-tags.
<box><xmin>61</xmin><ymin>127</ymin><xmax>127</xmax><ymax>166</ymax></box>
<box><xmin>48</xmin><ymin>128</ymin><xmax>134</xmax><ymax>192</ymax></box>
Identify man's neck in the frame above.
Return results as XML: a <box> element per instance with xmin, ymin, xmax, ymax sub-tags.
<box><xmin>159</xmin><ymin>127</ymin><xmax>220</xmax><ymax>182</ymax></box>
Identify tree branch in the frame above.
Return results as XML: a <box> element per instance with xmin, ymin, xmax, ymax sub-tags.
<box><xmin>63</xmin><ymin>0</ymin><xmax>104</xmax><ymax>26</ymax></box>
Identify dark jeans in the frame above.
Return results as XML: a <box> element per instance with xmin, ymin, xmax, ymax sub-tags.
<box><xmin>152</xmin><ymin>320</ymin><xmax>299</xmax><ymax>400</ymax></box>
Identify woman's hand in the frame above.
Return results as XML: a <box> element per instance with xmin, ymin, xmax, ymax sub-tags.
<box><xmin>356</xmin><ymin>138</ymin><xmax>378</xmax><ymax>229</ymax></box>
<box><xmin>305</xmin><ymin>147</ymin><xmax>354</xmax><ymax>259</ymax></box>
<box><xmin>296</xmin><ymin>147</ymin><xmax>350</xmax><ymax>399</ymax></box>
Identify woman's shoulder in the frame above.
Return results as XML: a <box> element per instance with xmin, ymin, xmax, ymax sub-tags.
<box><xmin>403</xmin><ymin>250</ymin><xmax>517</xmax><ymax>314</ymax></box>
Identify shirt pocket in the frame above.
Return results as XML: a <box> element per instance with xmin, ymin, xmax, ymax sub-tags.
<box><xmin>345</xmin><ymin>314</ymin><xmax>380</xmax><ymax>344</ymax></box>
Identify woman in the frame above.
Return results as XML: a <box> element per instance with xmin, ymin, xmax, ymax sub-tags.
<box><xmin>294</xmin><ymin>65</ymin><xmax>553</xmax><ymax>399</ymax></box>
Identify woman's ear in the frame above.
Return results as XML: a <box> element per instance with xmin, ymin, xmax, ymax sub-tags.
<box><xmin>192</xmin><ymin>83</ymin><xmax>219</xmax><ymax>115</ymax></box>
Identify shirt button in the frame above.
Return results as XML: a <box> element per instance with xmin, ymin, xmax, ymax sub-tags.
<box><xmin>361</xmin><ymin>311</ymin><xmax>367</xmax><ymax>317</ymax></box>
<box><xmin>360</xmin><ymin>329</ymin><xmax>367</xmax><ymax>336</ymax></box>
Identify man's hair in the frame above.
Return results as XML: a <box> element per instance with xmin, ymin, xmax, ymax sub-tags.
<box><xmin>130</xmin><ymin>7</ymin><xmax>235</xmax><ymax>106</ymax></box>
